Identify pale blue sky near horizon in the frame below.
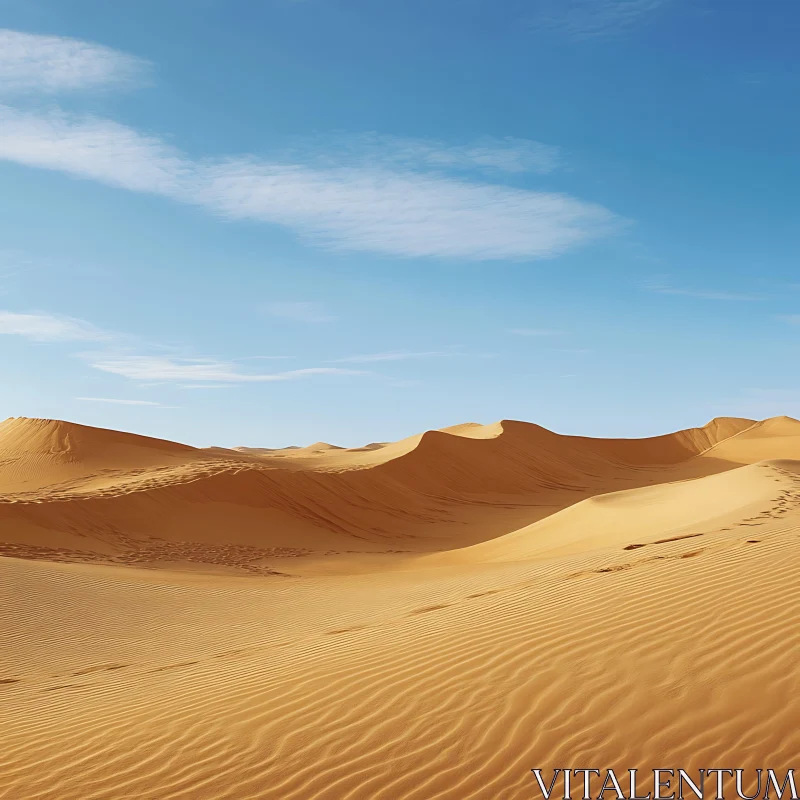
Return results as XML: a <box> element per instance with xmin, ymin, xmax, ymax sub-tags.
<box><xmin>1</xmin><ymin>0</ymin><xmax>799</xmax><ymax>448</ymax></box>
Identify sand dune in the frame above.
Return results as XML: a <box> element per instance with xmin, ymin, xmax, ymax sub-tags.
<box><xmin>0</xmin><ymin>415</ymin><xmax>761</xmax><ymax>565</ymax></box>
<box><xmin>433</xmin><ymin>458</ymin><xmax>798</xmax><ymax>564</ymax></box>
<box><xmin>2</xmin><ymin>414</ymin><xmax>799</xmax><ymax>798</ymax></box>
<box><xmin>0</xmin><ymin>416</ymin><xmax>199</xmax><ymax>491</ymax></box>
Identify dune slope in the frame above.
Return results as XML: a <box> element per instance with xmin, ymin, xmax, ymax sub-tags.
<box><xmin>2</xmin><ymin>414</ymin><xmax>800</xmax><ymax>799</ymax></box>
<box><xmin>0</xmin><ymin>415</ymin><xmax>760</xmax><ymax>569</ymax></box>
<box><xmin>2</xmin><ymin>459</ymin><xmax>800</xmax><ymax>798</ymax></box>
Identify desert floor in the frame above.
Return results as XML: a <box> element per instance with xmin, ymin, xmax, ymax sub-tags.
<box><xmin>2</xmin><ymin>415</ymin><xmax>799</xmax><ymax>799</ymax></box>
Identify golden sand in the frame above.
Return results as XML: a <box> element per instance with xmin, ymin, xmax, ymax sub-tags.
<box><xmin>1</xmin><ymin>415</ymin><xmax>799</xmax><ymax>799</ymax></box>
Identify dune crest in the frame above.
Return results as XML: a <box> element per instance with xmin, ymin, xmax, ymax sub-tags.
<box><xmin>436</xmin><ymin>458</ymin><xmax>799</xmax><ymax>564</ymax></box>
<box><xmin>0</xmin><ymin>417</ymin><xmax>200</xmax><ymax>492</ymax></box>
<box><xmin>0</xmin><ymin>414</ymin><xmax>790</xmax><ymax>568</ymax></box>
<box><xmin>2</xmin><ymin>412</ymin><xmax>800</xmax><ymax>799</ymax></box>
<box><xmin>0</xmin><ymin>416</ymin><xmax>194</xmax><ymax>465</ymax></box>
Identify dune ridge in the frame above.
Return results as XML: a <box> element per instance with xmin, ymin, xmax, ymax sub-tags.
<box><xmin>0</xmin><ymin>414</ymin><xmax>765</xmax><ymax>570</ymax></box>
<box><xmin>2</xmin><ymin>413</ymin><xmax>800</xmax><ymax>799</ymax></box>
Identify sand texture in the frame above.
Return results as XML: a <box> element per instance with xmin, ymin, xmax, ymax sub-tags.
<box><xmin>2</xmin><ymin>415</ymin><xmax>799</xmax><ymax>798</ymax></box>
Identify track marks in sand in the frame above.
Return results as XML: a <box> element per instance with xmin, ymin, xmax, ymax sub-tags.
<box><xmin>326</xmin><ymin>625</ymin><xmax>371</xmax><ymax>635</ymax></box>
<box><xmin>41</xmin><ymin>684</ymin><xmax>90</xmax><ymax>692</ymax></box>
<box><xmin>0</xmin><ymin>415</ymin><xmax>778</xmax><ymax>574</ymax></box>
<box><xmin>408</xmin><ymin>603</ymin><xmax>452</xmax><ymax>615</ymax></box>
<box><xmin>3</xmin><ymin>423</ymin><xmax>800</xmax><ymax>798</ymax></box>
<box><xmin>573</xmin><ymin>546</ymin><xmax>711</xmax><ymax>579</ymax></box>
<box><xmin>618</xmin><ymin>466</ymin><xmax>800</xmax><ymax>553</ymax></box>
<box><xmin>5</xmin><ymin>524</ymin><xmax>799</xmax><ymax>800</ymax></box>
<box><xmin>0</xmin><ymin>540</ymin><xmax>300</xmax><ymax>575</ymax></box>
<box><xmin>596</xmin><ymin>563</ymin><xmax>633</xmax><ymax>573</ymax></box>
<box><xmin>72</xmin><ymin>664</ymin><xmax>130</xmax><ymax>676</ymax></box>
<box><xmin>211</xmin><ymin>649</ymin><xmax>250</xmax><ymax>659</ymax></box>
<box><xmin>624</xmin><ymin>532</ymin><xmax>704</xmax><ymax>550</ymax></box>
<box><xmin>150</xmin><ymin>661</ymin><xmax>201</xmax><ymax>673</ymax></box>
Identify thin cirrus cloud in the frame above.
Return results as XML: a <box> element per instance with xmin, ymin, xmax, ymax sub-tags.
<box><xmin>0</xmin><ymin>310</ymin><xmax>111</xmax><ymax>341</ymax></box>
<box><xmin>0</xmin><ymin>103</ymin><xmax>625</xmax><ymax>261</ymax></box>
<box><xmin>0</xmin><ymin>28</ymin><xmax>150</xmax><ymax>92</ymax></box>
<box><xmin>199</xmin><ymin>156</ymin><xmax>622</xmax><ymax>261</ymax></box>
<box><xmin>88</xmin><ymin>355</ymin><xmax>367</xmax><ymax>383</ymax></box>
<box><xmin>417</xmin><ymin>136</ymin><xmax>561</xmax><ymax>174</ymax></box>
<box><xmin>530</xmin><ymin>0</ymin><xmax>667</xmax><ymax>39</ymax></box>
<box><xmin>0</xmin><ymin>308</ymin><xmax>368</xmax><ymax>385</ymax></box>
<box><xmin>293</xmin><ymin>132</ymin><xmax>562</xmax><ymax>175</ymax></box>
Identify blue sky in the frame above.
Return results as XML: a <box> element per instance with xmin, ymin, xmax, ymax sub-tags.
<box><xmin>1</xmin><ymin>0</ymin><xmax>799</xmax><ymax>447</ymax></box>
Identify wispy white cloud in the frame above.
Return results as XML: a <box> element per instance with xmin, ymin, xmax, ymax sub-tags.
<box><xmin>509</xmin><ymin>327</ymin><xmax>566</xmax><ymax>337</ymax></box>
<box><xmin>87</xmin><ymin>354</ymin><xmax>367</xmax><ymax>383</ymax></box>
<box><xmin>643</xmin><ymin>279</ymin><xmax>759</xmax><ymax>301</ymax></box>
<box><xmin>779</xmin><ymin>315</ymin><xmax>800</xmax><ymax>325</ymax></box>
<box><xmin>0</xmin><ymin>305</ymin><xmax>365</xmax><ymax>386</ymax></box>
<box><xmin>266</xmin><ymin>301</ymin><xmax>335</xmax><ymax>323</ymax></box>
<box><xmin>0</xmin><ymin>105</ymin><xmax>625</xmax><ymax>261</ymax></box>
<box><xmin>203</xmin><ymin>159</ymin><xmax>621</xmax><ymax>260</ymax></box>
<box><xmin>423</xmin><ymin>137</ymin><xmax>560</xmax><ymax>174</ymax></box>
<box><xmin>0</xmin><ymin>105</ymin><xmax>186</xmax><ymax>193</ymax></box>
<box><xmin>328</xmin><ymin>350</ymin><xmax>450</xmax><ymax>363</ymax></box>
<box><xmin>76</xmin><ymin>396</ymin><xmax>176</xmax><ymax>407</ymax></box>
<box><xmin>0</xmin><ymin>310</ymin><xmax>110</xmax><ymax>341</ymax></box>
<box><xmin>0</xmin><ymin>28</ymin><xmax>150</xmax><ymax>92</ymax></box>
<box><xmin>293</xmin><ymin>132</ymin><xmax>562</xmax><ymax>175</ymax></box>
<box><xmin>531</xmin><ymin>0</ymin><xmax>667</xmax><ymax>39</ymax></box>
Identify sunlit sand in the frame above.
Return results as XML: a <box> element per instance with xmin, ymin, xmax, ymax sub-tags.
<box><xmin>2</xmin><ymin>415</ymin><xmax>799</xmax><ymax>799</ymax></box>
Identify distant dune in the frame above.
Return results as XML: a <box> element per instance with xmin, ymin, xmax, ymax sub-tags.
<box><xmin>2</xmin><ymin>414</ymin><xmax>799</xmax><ymax>799</ymax></box>
<box><xmin>0</xmin><ymin>414</ymin><xmax>763</xmax><ymax>565</ymax></box>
